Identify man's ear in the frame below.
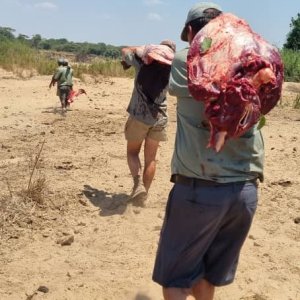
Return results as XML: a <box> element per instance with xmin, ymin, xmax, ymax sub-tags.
<box><xmin>187</xmin><ymin>25</ymin><xmax>194</xmax><ymax>44</ymax></box>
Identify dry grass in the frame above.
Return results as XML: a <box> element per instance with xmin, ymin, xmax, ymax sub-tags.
<box><xmin>0</xmin><ymin>193</ymin><xmax>36</xmax><ymax>238</ymax></box>
<box><xmin>22</xmin><ymin>176</ymin><xmax>47</xmax><ymax>205</ymax></box>
<box><xmin>0</xmin><ymin>176</ymin><xmax>49</xmax><ymax>242</ymax></box>
<box><xmin>0</xmin><ymin>140</ymin><xmax>48</xmax><ymax>240</ymax></box>
<box><xmin>293</xmin><ymin>94</ymin><xmax>300</xmax><ymax>109</ymax></box>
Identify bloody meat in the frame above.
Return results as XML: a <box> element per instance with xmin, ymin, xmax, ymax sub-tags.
<box><xmin>67</xmin><ymin>88</ymin><xmax>86</xmax><ymax>104</ymax></box>
<box><xmin>187</xmin><ymin>13</ymin><xmax>284</xmax><ymax>152</ymax></box>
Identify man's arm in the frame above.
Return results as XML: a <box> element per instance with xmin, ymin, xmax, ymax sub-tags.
<box><xmin>121</xmin><ymin>46</ymin><xmax>140</xmax><ymax>60</ymax></box>
<box><xmin>121</xmin><ymin>46</ymin><xmax>144</xmax><ymax>70</ymax></box>
<box><xmin>49</xmin><ymin>76</ymin><xmax>57</xmax><ymax>89</ymax></box>
<box><xmin>49</xmin><ymin>67</ymin><xmax>62</xmax><ymax>88</ymax></box>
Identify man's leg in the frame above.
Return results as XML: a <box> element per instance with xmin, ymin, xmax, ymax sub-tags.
<box><xmin>162</xmin><ymin>287</ymin><xmax>192</xmax><ymax>300</ymax></box>
<box><xmin>66</xmin><ymin>87</ymin><xmax>71</xmax><ymax>109</ymax></box>
<box><xmin>162</xmin><ymin>279</ymin><xmax>214</xmax><ymax>300</ymax></box>
<box><xmin>127</xmin><ymin>140</ymin><xmax>143</xmax><ymax>177</ymax></box>
<box><xmin>59</xmin><ymin>89</ymin><xmax>67</xmax><ymax>112</ymax></box>
<box><xmin>143</xmin><ymin>137</ymin><xmax>159</xmax><ymax>192</ymax></box>
<box><xmin>192</xmin><ymin>279</ymin><xmax>215</xmax><ymax>300</ymax></box>
<box><xmin>127</xmin><ymin>140</ymin><xmax>147</xmax><ymax>199</ymax></box>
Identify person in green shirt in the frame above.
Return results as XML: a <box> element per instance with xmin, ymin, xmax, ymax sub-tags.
<box><xmin>152</xmin><ymin>3</ymin><xmax>264</xmax><ymax>299</ymax></box>
<box><xmin>49</xmin><ymin>58</ymin><xmax>73</xmax><ymax>113</ymax></box>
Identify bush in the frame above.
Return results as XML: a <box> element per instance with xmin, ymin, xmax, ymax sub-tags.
<box><xmin>0</xmin><ymin>39</ymin><xmax>134</xmax><ymax>79</ymax></box>
<box><xmin>281</xmin><ymin>49</ymin><xmax>300</xmax><ymax>82</ymax></box>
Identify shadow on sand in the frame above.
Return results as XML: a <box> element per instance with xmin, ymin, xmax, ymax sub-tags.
<box><xmin>41</xmin><ymin>106</ymin><xmax>65</xmax><ymax>115</ymax></box>
<box><xmin>134</xmin><ymin>293</ymin><xmax>152</xmax><ymax>300</ymax></box>
<box><xmin>82</xmin><ymin>184</ymin><xmax>130</xmax><ymax>216</ymax></box>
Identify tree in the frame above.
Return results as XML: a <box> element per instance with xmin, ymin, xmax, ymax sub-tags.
<box><xmin>284</xmin><ymin>13</ymin><xmax>300</xmax><ymax>50</ymax></box>
<box><xmin>31</xmin><ymin>34</ymin><xmax>42</xmax><ymax>48</ymax></box>
<box><xmin>0</xmin><ymin>27</ymin><xmax>15</xmax><ymax>40</ymax></box>
<box><xmin>39</xmin><ymin>40</ymin><xmax>51</xmax><ymax>50</ymax></box>
<box><xmin>17</xmin><ymin>34</ymin><xmax>29</xmax><ymax>41</ymax></box>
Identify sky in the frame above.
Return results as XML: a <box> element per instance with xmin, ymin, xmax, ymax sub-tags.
<box><xmin>0</xmin><ymin>0</ymin><xmax>299</xmax><ymax>50</ymax></box>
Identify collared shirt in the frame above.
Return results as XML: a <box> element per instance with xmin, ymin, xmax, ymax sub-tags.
<box><xmin>123</xmin><ymin>51</ymin><xmax>168</xmax><ymax>127</ymax></box>
<box><xmin>169</xmin><ymin>48</ymin><xmax>264</xmax><ymax>183</ymax></box>
<box><xmin>53</xmin><ymin>66</ymin><xmax>73</xmax><ymax>87</ymax></box>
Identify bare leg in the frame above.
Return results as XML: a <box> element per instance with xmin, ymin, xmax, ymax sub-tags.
<box><xmin>143</xmin><ymin>137</ymin><xmax>159</xmax><ymax>192</ymax></box>
<box><xmin>127</xmin><ymin>140</ymin><xmax>143</xmax><ymax>177</ymax></box>
<box><xmin>162</xmin><ymin>287</ymin><xmax>193</xmax><ymax>300</ymax></box>
<box><xmin>162</xmin><ymin>279</ymin><xmax>214</xmax><ymax>300</ymax></box>
<box><xmin>127</xmin><ymin>140</ymin><xmax>147</xmax><ymax>200</ymax></box>
<box><xmin>192</xmin><ymin>279</ymin><xmax>215</xmax><ymax>300</ymax></box>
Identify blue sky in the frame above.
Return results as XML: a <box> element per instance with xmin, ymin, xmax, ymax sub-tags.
<box><xmin>0</xmin><ymin>0</ymin><xmax>299</xmax><ymax>50</ymax></box>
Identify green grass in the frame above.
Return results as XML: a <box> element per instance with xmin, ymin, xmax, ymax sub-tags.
<box><xmin>0</xmin><ymin>39</ymin><xmax>134</xmax><ymax>79</ymax></box>
<box><xmin>0</xmin><ymin>39</ymin><xmax>299</xmax><ymax>82</ymax></box>
<box><xmin>280</xmin><ymin>49</ymin><xmax>300</xmax><ymax>82</ymax></box>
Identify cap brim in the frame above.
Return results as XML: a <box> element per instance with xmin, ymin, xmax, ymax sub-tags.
<box><xmin>181</xmin><ymin>25</ymin><xmax>188</xmax><ymax>42</ymax></box>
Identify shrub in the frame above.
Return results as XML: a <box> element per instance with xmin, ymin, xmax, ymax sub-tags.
<box><xmin>281</xmin><ymin>49</ymin><xmax>300</xmax><ymax>82</ymax></box>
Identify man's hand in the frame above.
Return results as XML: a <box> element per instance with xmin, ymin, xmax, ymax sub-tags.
<box><xmin>121</xmin><ymin>60</ymin><xmax>131</xmax><ymax>70</ymax></box>
<box><xmin>49</xmin><ymin>79</ymin><xmax>56</xmax><ymax>89</ymax></box>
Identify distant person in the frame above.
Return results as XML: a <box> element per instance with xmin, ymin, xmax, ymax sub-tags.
<box><xmin>121</xmin><ymin>40</ymin><xmax>176</xmax><ymax>205</ymax></box>
<box><xmin>49</xmin><ymin>58</ymin><xmax>73</xmax><ymax>113</ymax></box>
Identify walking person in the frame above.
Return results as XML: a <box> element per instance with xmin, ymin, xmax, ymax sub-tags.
<box><xmin>121</xmin><ymin>40</ymin><xmax>176</xmax><ymax>205</ymax></box>
<box><xmin>49</xmin><ymin>58</ymin><xmax>73</xmax><ymax>113</ymax></box>
<box><xmin>152</xmin><ymin>3</ymin><xmax>268</xmax><ymax>299</ymax></box>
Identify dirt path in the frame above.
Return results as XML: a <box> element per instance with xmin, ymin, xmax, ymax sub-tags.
<box><xmin>0</xmin><ymin>70</ymin><xmax>299</xmax><ymax>300</ymax></box>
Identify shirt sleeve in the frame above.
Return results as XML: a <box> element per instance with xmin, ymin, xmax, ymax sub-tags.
<box><xmin>53</xmin><ymin>67</ymin><xmax>62</xmax><ymax>80</ymax></box>
<box><xmin>169</xmin><ymin>48</ymin><xmax>192</xmax><ymax>98</ymax></box>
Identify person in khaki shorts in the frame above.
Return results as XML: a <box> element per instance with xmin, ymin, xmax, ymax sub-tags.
<box><xmin>121</xmin><ymin>40</ymin><xmax>175</xmax><ymax>205</ymax></box>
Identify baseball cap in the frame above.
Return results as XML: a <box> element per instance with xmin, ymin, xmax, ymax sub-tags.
<box><xmin>181</xmin><ymin>2</ymin><xmax>222</xmax><ymax>41</ymax></box>
<box><xmin>160</xmin><ymin>40</ymin><xmax>176</xmax><ymax>52</ymax></box>
<box><xmin>57</xmin><ymin>58</ymin><xmax>65</xmax><ymax>65</ymax></box>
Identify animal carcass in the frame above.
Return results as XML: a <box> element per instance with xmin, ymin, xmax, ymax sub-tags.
<box><xmin>187</xmin><ymin>13</ymin><xmax>284</xmax><ymax>151</ymax></box>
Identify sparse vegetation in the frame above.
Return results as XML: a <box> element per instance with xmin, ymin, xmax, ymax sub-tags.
<box><xmin>281</xmin><ymin>49</ymin><xmax>300</xmax><ymax>82</ymax></box>
<box><xmin>0</xmin><ymin>26</ymin><xmax>123</xmax><ymax>58</ymax></box>
<box><xmin>0</xmin><ymin>26</ymin><xmax>137</xmax><ymax>79</ymax></box>
<box><xmin>24</xmin><ymin>139</ymin><xmax>47</xmax><ymax>204</ymax></box>
<box><xmin>292</xmin><ymin>94</ymin><xmax>300</xmax><ymax>109</ymax></box>
<box><xmin>0</xmin><ymin>194</ymin><xmax>36</xmax><ymax>237</ymax></box>
<box><xmin>1</xmin><ymin>25</ymin><xmax>299</xmax><ymax>82</ymax></box>
<box><xmin>0</xmin><ymin>38</ymin><xmax>134</xmax><ymax>79</ymax></box>
<box><xmin>0</xmin><ymin>141</ymin><xmax>48</xmax><ymax>238</ymax></box>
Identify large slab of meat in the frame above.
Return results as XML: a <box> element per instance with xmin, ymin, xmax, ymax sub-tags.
<box><xmin>187</xmin><ymin>13</ymin><xmax>284</xmax><ymax>152</ymax></box>
<box><xmin>136</xmin><ymin>44</ymin><xmax>175</xmax><ymax>65</ymax></box>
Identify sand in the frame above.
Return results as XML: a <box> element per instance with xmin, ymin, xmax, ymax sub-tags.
<box><xmin>0</xmin><ymin>68</ymin><xmax>299</xmax><ymax>300</ymax></box>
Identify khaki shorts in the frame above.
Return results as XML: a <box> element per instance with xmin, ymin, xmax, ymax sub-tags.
<box><xmin>124</xmin><ymin>116</ymin><xmax>167</xmax><ymax>142</ymax></box>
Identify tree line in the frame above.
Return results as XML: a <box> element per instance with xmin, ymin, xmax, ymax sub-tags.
<box><xmin>0</xmin><ymin>27</ymin><xmax>123</xmax><ymax>60</ymax></box>
<box><xmin>0</xmin><ymin>13</ymin><xmax>299</xmax><ymax>58</ymax></box>
<box><xmin>0</xmin><ymin>14</ymin><xmax>299</xmax><ymax>81</ymax></box>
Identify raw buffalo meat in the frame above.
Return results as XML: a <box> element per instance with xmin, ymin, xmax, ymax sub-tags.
<box><xmin>187</xmin><ymin>13</ymin><xmax>284</xmax><ymax>152</ymax></box>
<box><xmin>67</xmin><ymin>88</ymin><xmax>86</xmax><ymax>104</ymax></box>
<box><xmin>136</xmin><ymin>44</ymin><xmax>175</xmax><ymax>65</ymax></box>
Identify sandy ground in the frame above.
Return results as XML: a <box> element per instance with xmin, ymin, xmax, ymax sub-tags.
<box><xmin>0</xmin><ymin>68</ymin><xmax>299</xmax><ymax>300</ymax></box>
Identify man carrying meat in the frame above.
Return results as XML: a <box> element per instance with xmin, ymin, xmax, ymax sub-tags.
<box><xmin>152</xmin><ymin>3</ymin><xmax>265</xmax><ymax>299</ymax></box>
<box><xmin>49</xmin><ymin>58</ymin><xmax>73</xmax><ymax>113</ymax></box>
<box><xmin>121</xmin><ymin>40</ymin><xmax>176</xmax><ymax>206</ymax></box>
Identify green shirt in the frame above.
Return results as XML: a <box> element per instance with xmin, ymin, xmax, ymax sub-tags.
<box><xmin>53</xmin><ymin>66</ymin><xmax>73</xmax><ymax>87</ymax></box>
<box><xmin>169</xmin><ymin>48</ymin><xmax>264</xmax><ymax>183</ymax></box>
